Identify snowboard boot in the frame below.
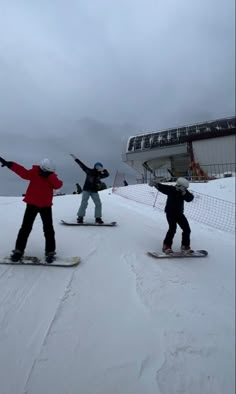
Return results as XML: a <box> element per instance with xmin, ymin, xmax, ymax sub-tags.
<box><xmin>77</xmin><ymin>216</ymin><xmax>84</xmax><ymax>224</ymax></box>
<box><xmin>11</xmin><ymin>249</ymin><xmax>23</xmax><ymax>262</ymax></box>
<box><xmin>162</xmin><ymin>244</ymin><xmax>173</xmax><ymax>254</ymax></box>
<box><xmin>45</xmin><ymin>252</ymin><xmax>56</xmax><ymax>264</ymax></box>
<box><xmin>95</xmin><ymin>218</ymin><xmax>104</xmax><ymax>224</ymax></box>
<box><xmin>181</xmin><ymin>245</ymin><xmax>194</xmax><ymax>254</ymax></box>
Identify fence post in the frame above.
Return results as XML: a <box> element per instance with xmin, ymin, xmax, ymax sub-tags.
<box><xmin>153</xmin><ymin>190</ymin><xmax>159</xmax><ymax>207</ymax></box>
<box><xmin>112</xmin><ymin>171</ymin><xmax>119</xmax><ymax>193</ymax></box>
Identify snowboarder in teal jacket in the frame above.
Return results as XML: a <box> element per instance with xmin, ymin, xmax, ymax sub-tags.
<box><xmin>70</xmin><ymin>154</ymin><xmax>109</xmax><ymax>224</ymax></box>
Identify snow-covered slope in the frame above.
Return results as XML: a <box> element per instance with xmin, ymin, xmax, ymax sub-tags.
<box><xmin>0</xmin><ymin>178</ymin><xmax>235</xmax><ymax>394</ymax></box>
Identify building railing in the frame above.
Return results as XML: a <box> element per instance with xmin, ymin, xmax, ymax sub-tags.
<box><xmin>127</xmin><ymin>116</ymin><xmax>236</xmax><ymax>152</ymax></box>
<box><xmin>149</xmin><ymin>163</ymin><xmax>236</xmax><ymax>181</ymax></box>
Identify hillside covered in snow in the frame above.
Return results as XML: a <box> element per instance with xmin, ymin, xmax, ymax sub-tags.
<box><xmin>0</xmin><ymin>178</ymin><xmax>235</xmax><ymax>394</ymax></box>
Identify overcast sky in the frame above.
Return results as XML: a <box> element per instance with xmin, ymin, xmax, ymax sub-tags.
<box><xmin>0</xmin><ymin>0</ymin><xmax>235</xmax><ymax>195</ymax></box>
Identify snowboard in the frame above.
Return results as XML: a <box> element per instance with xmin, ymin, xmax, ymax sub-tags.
<box><xmin>0</xmin><ymin>255</ymin><xmax>81</xmax><ymax>267</ymax></box>
<box><xmin>61</xmin><ymin>220</ymin><xmax>117</xmax><ymax>227</ymax></box>
<box><xmin>147</xmin><ymin>250</ymin><xmax>208</xmax><ymax>259</ymax></box>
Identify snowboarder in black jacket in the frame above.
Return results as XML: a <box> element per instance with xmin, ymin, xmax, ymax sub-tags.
<box><xmin>149</xmin><ymin>177</ymin><xmax>194</xmax><ymax>254</ymax></box>
<box><xmin>70</xmin><ymin>154</ymin><xmax>109</xmax><ymax>224</ymax></box>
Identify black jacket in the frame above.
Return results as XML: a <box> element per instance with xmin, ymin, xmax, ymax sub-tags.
<box><xmin>75</xmin><ymin>158</ymin><xmax>109</xmax><ymax>192</ymax></box>
<box><xmin>155</xmin><ymin>183</ymin><xmax>194</xmax><ymax>214</ymax></box>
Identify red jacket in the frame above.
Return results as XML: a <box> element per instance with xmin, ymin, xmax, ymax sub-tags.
<box><xmin>10</xmin><ymin>163</ymin><xmax>63</xmax><ymax>207</ymax></box>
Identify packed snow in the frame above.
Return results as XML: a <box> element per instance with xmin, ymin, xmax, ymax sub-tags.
<box><xmin>0</xmin><ymin>178</ymin><xmax>235</xmax><ymax>394</ymax></box>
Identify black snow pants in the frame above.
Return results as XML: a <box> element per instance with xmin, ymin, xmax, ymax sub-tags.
<box><xmin>15</xmin><ymin>204</ymin><xmax>55</xmax><ymax>254</ymax></box>
<box><xmin>164</xmin><ymin>212</ymin><xmax>191</xmax><ymax>247</ymax></box>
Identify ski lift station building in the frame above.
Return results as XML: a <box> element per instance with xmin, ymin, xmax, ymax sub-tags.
<box><xmin>122</xmin><ymin>116</ymin><xmax>236</xmax><ymax>180</ymax></box>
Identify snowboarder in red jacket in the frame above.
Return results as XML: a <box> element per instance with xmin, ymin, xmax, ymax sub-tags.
<box><xmin>0</xmin><ymin>157</ymin><xmax>63</xmax><ymax>263</ymax></box>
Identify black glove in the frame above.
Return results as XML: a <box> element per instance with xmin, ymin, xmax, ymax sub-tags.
<box><xmin>149</xmin><ymin>178</ymin><xmax>159</xmax><ymax>187</ymax></box>
<box><xmin>39</xmin><ymin>168</ymin><xmax>53</xmax><ymax>178</ymax></box>
<box><xmin>0</xmin><ymin>157</ymin><xmax>13</xmax><ymax>168</ymax></box>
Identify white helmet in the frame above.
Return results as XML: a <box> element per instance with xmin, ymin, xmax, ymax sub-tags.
<box><xmin>40</xmin><ymin>158</ymin><xmax>56</xmax><ymax>173</ymax></box>
<box><xmin>176</xmin><ymin>177</ymin><xmax>189</xmax><ymax>189</ymax></box>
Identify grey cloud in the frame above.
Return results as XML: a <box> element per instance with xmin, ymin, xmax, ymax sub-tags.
<box><xmin>0</xmin><ymin>119</ymin><xmax>138</xmax><ymax>195</ymax></box>
<box><xmin>0</xmin><ymin>0</ymin><xmax>235</xmax><ymax>194</ymax></box>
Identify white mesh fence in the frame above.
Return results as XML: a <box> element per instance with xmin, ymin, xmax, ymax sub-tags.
<box><xmin>112</xmin><ymin>172</ymin><xmax>235</xmax><ymax>233</ymax></box>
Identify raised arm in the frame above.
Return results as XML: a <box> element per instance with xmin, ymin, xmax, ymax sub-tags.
<box><xmin>155</xmin><ymin>182</ymin><xmax>172</xmax><ymax>195</ymax></box>
<box><xmin>9</xmin><ymin>162</ymin><xmax>33</xmax><ymax>180</ymax></box>
<box><xmin>70</xmin><ymin>154</ymin><xmax>90</xmax><ymax>173</ymax></box>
